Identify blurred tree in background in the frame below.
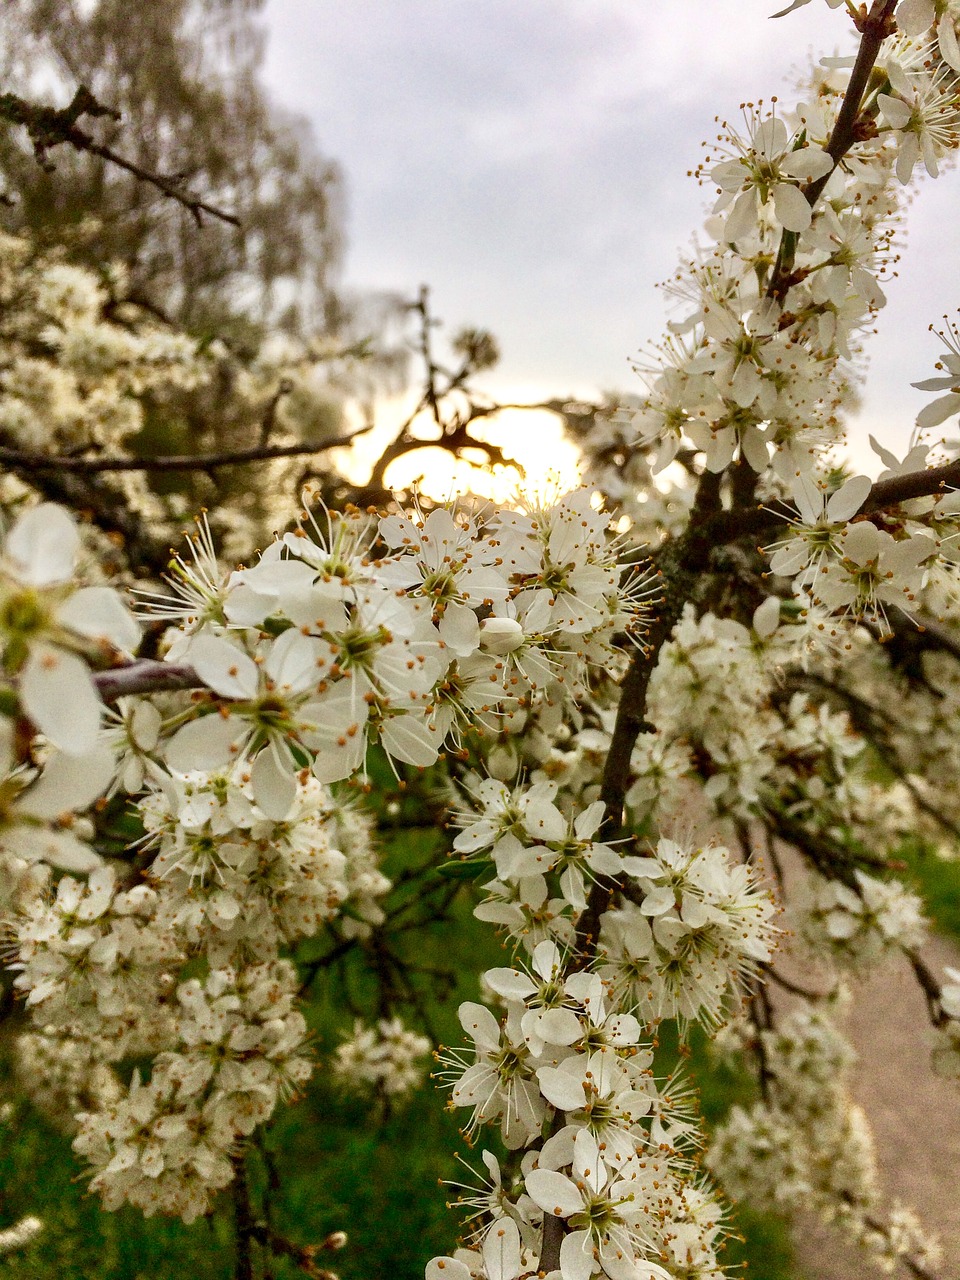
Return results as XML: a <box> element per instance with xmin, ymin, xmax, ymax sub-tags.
<box><xmin>0</xmin><ymin>0</ymin><xmax>342</xmax><ymax>339</ymax></box>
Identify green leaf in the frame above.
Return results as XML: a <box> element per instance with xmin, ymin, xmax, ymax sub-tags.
<box><xmin>435</xmin><ymin>858</ymin><xmax>487</xmax><ymax>881</ymax></box>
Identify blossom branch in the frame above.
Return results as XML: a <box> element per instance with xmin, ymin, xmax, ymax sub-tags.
<box><xmin>247</xmin><ymin>1224</ymin><xmax>344</xmax><ymax>1279</ymax></box>
<box><xmin>691</xmin><ymin>454</ymin><xmax>960</xmax><ymax>549</ymax></box>
<box><xmin>539</xmin><ymin>471</ymin><xmax>729</xmax><ymax>1272</ymax></box>
<box><xmin>767</xmin><ymin>0</ymin><xmax>897</xmax><ymax>298</ymax></box>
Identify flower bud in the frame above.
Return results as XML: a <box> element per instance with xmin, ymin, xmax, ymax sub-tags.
<box><xmin>478</xmin><ymin>617</ymin><xmax>524</xmax><ymax>654</ymax></box>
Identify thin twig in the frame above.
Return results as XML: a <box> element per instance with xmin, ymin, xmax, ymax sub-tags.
<box><xmin>0</xmin><ymin>85</ymin><xmax>239</xmax><ymax>227</ymax></box>
<box><xmin>248</xmin><ymin>1224</ymin><xmax>343</xmax><ymax>1279</ymax></box>
<box><xmin>762</xmin><ymin>965</ymin><xmax>832</xmax><ymax>1000</ymax></box>
<box><xmin>906</xmin><ymin>949</ymin><xmax>947</xmax><ymax>1028</ymax></box>
<box><xmin>0</xmin><ymin>427</ymin><xmax>369</xmax><ymax>474</ymax></box>
<box><xmin>695</xmin><ymin>454</ymin><xmax>960</xmax><ymax>549</ymax></box>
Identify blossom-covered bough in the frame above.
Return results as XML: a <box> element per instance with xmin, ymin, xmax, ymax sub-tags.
<box><xmin>4</xmin><ymin>1</ymin><xmax>960</xmax><ymax>1277</ymax></box>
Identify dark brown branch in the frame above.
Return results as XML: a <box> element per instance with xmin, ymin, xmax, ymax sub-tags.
<box><xmin>762</xmin><ymin>964</ymin><xmax>831</xmax><ymax>1000</ymax></box>
<box><xmin>0</xmin><ymin>427</ymin><xmax>369</xmax><ymax>475</ymax></box>
<box><xmin>814</xmin><ymin>1</ymin><xmax>897</xmax><ymax>183</ymax></box>
<box><xmin>792</xmin><ymin>668</ymin><xmax>960</xmax><ymax>845</ymax></box>
<box><xmin>540</xmin><ymin>469</ymin><xmax>728</xmax><ymax>1272</ymax></box>
<box><xmin>863</xmin><ymin>457</ymin><xmax>960</xmax><ymax>512</ymax></box>
<box><xmin>759</xmin><ymin>800</ymin><xmax>888</xmax><ymax>886</ymax></box>
<box><xmin>92</xmin><ymin>660</ymin><xmax>201</xmax><ymax>702</ymax></box>
<box><xmin>910</xmin><ymin>615</ymin><xmax>960</xmax><ymax>664</ymax></box>
<box><xmin>906</xmin><ymin>949</ymin><xmax>947</xmax><ymax>1028</ymax></box>
<box><xmin>0</xmin><ymin>86</ymin><xmax>239</xmax><ymax>227</ymax></box>
<box><xmin>259</xmin><ymin>379</ymin><xmax>292</xmax><ymax>448</ymax></box>
<box><xmin>540</xmin><ymin>1215</ymin><xmax>566</xmax><ymax>1275</ymax></box>
<box><xmin>748</xmin><ymin>984</ymin><xmax>777</xmax><ymax>1104</ymax></box>
<box><xmin>232</xmin><ymin>1152</ymin><xmax>256</xmax><ymax>1280</ymax></box>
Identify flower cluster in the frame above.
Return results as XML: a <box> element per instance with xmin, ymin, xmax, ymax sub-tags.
<box><xmin>0</xmin><ymin>484</ymin><xmax>647</xmax><ymax>1228</ymax></box>
<box><xmin>140</xmin><ymin>768</ymin><xmax>350</xmax><ymax>962</ymax></box>
<box><xmin>158</xmin><ymin>491</ymin><xmax>645</xmax><ymax>792</ymax></box>
<box><xmin>0</xmin><ymin>234</ymin><xmax>202</xmax><ymax>456</ymax></box>
<box><xmin>599</xmin><ymin>837</ymin><xmax>778</xmax><ymax>1026</ymax></box>
<box><xmin>794</xmin><ymin>870</ymin><xmax>928</xmax><ymax>970</ymax></box>
<box><xmin>432</xmin><ymin>833</ymin><xmax>775</xmax><ymax>1280</ymax></box>
<box><xmin>73</xmin><ymin>961</ymin><xmax>309</xmax><ymax>1223</ymax></box>
<box><xmin>334</xmin><ymin>1017</ymin><xmax>432</xmax><ymax>1098</ymax></box>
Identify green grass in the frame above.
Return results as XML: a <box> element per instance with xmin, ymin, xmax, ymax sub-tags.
<box><xmin>896</xmin><ymin>836</ymin><xmax>960</xmax><ymax>943</ymax></box>
<box><xmin>0</xmin><ymin>1107</ymin><xmax>235</xmax><ymax>1280</ymax></box>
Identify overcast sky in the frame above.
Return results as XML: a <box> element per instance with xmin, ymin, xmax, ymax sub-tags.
<box><xmin>263</xmin><ymin>0</ymin><xmax>960</xmax><ymax>478</ymax></box>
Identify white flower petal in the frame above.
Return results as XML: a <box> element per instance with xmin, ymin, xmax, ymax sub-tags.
<box><xmin>879</xmin><ymin>93</ymin><xmax>912</xmax><ymax>129</ymax></box>
<box><xmin>484</xmin><ymin>968</ymin><xmax>537</xmax><ymax>1001</ymax></box>
<box><xmin>165</xmin><ymin>713</ymin><xmax>245</xmax><ymax>772</ymax></box>
<box><xmin>525</xmin><ymin>1169</ymin><xmax>582</xmax><ymax>1218</ymax></box>
<box><xmin>439</xmin><ymin>603</ymin><xmax>481</xmax><ymax>657</ymax></box>
<box><xmin>379</xmin><ymin>713</ymin><xmax>441</xmax><ymax>768</ymax></box>
<box><xmin>573</xmin><ymin>1128</ymin><xmax>603</xmax><ymax>1194</ymax></box>
<box><xmin>250</xmin><ymin>749</ymin><xmax>297</xmax><ymax>821</ymax></box>
<box><xmin>18</xmin><ymin>745</ymin><xmax>115</xmax><ymax>818</ymax></box>
<box><xmin>187</xmin><ymin>634</ymin><xmax>259</xmax><ymax>700</ymax></box>
<box><xmin>5</xmin><ymin>504</ymin><xmax>79</xmax><ymax>585</ymax></box>
<box><xmin>13</xmin><ymin>824</ymin><xmax>101</xmax><ymax>872</ymax></box>
<box><xmin>560</xmin><ymin>1229</ymin><xmax>595</xmax><ymax>1280</ymax></box>
<box><xmin>719</xmin><ymin>187</ymin><xmax>758</xmax><ymax>244</ymax></box>
<box><xmin>939</xmin><ymin>14</ymin><xmax>960</xmax><ymax>72</ymax></box>
<box><xmin>840</xmin><ymin>521</ymin><xmax>880</xmax><ymax>565</ymax></box>
<box><xmin>458</xmin><ymin>1001</ymin><xmax>501</xmax><ymax>1052</ymax></box>
<box><xmin>780</xmin><ymin>145</ymin><xmax>833</xmax><ymax>181</ymax></box>
<box><xmin>825</xmin><ymin>474</ymin><xmax>871</xmax><ymax>523</ymax></box>
<box><xmin>425</xmin><ymin>1259</ymin><xmax>472</xmax><ymax>1280</ymax></box>
<box><xmin>264</xmin><ymin>628</ymin><xmax>328</xmax><ymax>693</ymax></box>
<box><xmin>773</xmin><ymin>181</ymin><xmax>812</xmax><ymax>232</ymax></box>
<box><xmin>898</xmin><ymin>0</ymin><xmax>935</xmax><ymax>37</ymax></box>
<box><xmin>21</xmin><ymin>644</ymin><xmax>100</xmax><ymax>754</ymax></box>
<box><xmin>790</xmin><ymin>473</ymin><xmax>824</xmax><ymax>526</ymax></box>
<box><xmin>535</xmin><ymin>1007</ymin><xmax>582</xmax><ymax>1047</ymax></box>
<box><xmin>752</xmin><ymin>595</ymin><xmax>781</xmax><ymax>638</ymax></box>
<box><xmin>57</xmin><ymin>587</ymin><xmax>140</xmax><ymax>652</ymax></box>
<box><xmin>740</xmin><ymin>425</ymin><xmax>770</xmax><ymax>473</ymax></box>
<box><xmin>483</xmin><ymin>1217</ymin><xmax>521</xmax><ymax>1280</ymax></box>
<box><xmin>916</xmin><ymin>392</ymin><xmax>960</xmax><ymax>430</ymax></box>
<box><xmin>537</xmin><ymin>1065</ymin><xmax>587</xmax><ymax>1111</ymax></box>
